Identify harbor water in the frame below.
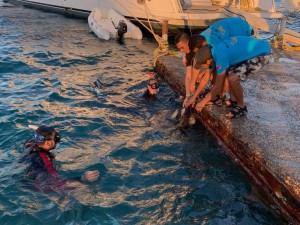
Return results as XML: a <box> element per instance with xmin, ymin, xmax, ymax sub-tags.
<box><xmin>0</xmin><ymin>1</ymin><xmax>292</xmax><ymax>224</ymax></box>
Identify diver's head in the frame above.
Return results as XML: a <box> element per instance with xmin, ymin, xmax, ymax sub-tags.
<box><xmin>34</xmin><ymin>126</ymin><xmax>61</xmax><ymax>151</ymax></box>
<box><xmin>147</xmin><ymin>77</ymin><xmax>159</xmax><ymax>95</ymax></box>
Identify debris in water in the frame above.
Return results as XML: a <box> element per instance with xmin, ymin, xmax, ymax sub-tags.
<box><xmin>94</xmin><ymin>78</ymin><xmax>105</xmax><ymax>95</ymax></box>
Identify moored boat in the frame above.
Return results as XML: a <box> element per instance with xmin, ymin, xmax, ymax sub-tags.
<box><xmin>5</xmin><ymin>0</ymin><xmax>283</xmax><ymax>33</ymax></box>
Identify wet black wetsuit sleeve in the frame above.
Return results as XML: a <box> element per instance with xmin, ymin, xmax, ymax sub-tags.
<box><xmin>19</xmin><ymin>143</ymin><xmax>82</xmax><ymax>183</ymax></box>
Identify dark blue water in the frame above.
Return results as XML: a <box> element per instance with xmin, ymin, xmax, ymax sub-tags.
<box><xmin>0</xmin><ymin>1</ymin><xmax>290</xmax><ymax>224</ymax></box>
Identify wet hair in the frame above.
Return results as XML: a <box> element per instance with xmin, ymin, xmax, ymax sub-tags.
<box><xmin>174</xmin><ymin>32</ymin><xmax>190</xmax><ymax>44</ymax></box>
<box><xmin>189</xmin><ymin>35</ymin><xmax>206</xmax><ymax>51</ymax></box>
<box><xmin>36</xmin><ymin>126</ymin><xmax>56</xmax><ymax>143</ymax></box>
<box><xmin>194</xmin><ymin>46</ymin><xmax>213</xmax><ymax>70</ymax></box>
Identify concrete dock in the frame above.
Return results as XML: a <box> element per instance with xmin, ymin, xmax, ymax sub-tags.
<box><xmin>156</xmin><ymin>49</ymin><xmax>300</xmax><ymax>224</ymax></box>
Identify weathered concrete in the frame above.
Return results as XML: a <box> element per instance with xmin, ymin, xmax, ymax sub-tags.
<box><xmin>156</xmin><ymin>49</ymin><xmax>300</xmax><ymax>224</ymax></box>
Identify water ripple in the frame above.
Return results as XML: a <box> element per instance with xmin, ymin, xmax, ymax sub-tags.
<box><xmin>0</xmin><ymin>1</ymin><xmax>290</xmax><ymax>225</ymax></box>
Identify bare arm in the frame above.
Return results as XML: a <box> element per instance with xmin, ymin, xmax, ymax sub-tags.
<box><xmin>186</xmin><ymin>70</ymin><xmax>212</xmax><ymax>107</ymax></box>
<box><xmin>185</xmin><ymin>66</ymin><xmax>192</xmax><ymax>96</ymax></box>
<box><xmin>183</xmin><ymin>66</ymin><xmax>193</xmax><ymax>107</ymax></box>
<box><xmin>190</xmin><ymin>67</ymin><xmax>206</xmax><ymax>94</ymax></box>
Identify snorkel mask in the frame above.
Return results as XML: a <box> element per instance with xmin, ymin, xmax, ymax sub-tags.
<box><xmin>34</xmin><ymin>128</ymin><xmax>61</xmax><ymax>144</ymax></box>
<box><xmin>148</xmin><ymin>79</ymin><xmax>160</xmax><ymax>89</ymax></box>
<box><xmin>147</xmin><ymin>73</ymin><xmax>160</xmax><ymax>95</ymax></box>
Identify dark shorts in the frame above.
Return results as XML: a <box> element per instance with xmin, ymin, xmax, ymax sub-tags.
<box><xmin>197</xmin><ymin>80</ymin><xmax>213</xmax><ymax>100</ymax></box>
<box><xmin>228</xmin><ymin>55</ymin><xmax>272</xmax><ymax>81</ymax></box>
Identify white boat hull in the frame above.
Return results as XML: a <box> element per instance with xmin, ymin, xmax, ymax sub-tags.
<box><xmin>6</xmin><ymin>0</ymin><xmax>283</xmax><ymax>31</ymax></box>
<box><xmin>88</xmin><ymin>8</ymin><xmax>143</xmax><ymax>40</ymax></box>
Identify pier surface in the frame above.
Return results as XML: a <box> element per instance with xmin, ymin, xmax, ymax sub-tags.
<box><xmin>156</xmin><ymin>49</ymin><xmax>300</xmax><ymax>224</ymax></box>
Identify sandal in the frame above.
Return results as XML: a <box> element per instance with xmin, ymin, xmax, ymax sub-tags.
<box><xmin>226</xmin><ymin>106</ymin><xmax>248</xmax><ymax>119</ymax></box>
<box><xmin>206</xmin><ymin>95</ymin><xmax>225</xmax><ymax>107</ymax></box>
<box><xmin>225</xmin><ymin>99</ymin><xmax>237</xmax><ymax>108</ymax></box>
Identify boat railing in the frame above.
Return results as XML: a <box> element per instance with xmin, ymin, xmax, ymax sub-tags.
<box><xmin>171</xmin><ymin>0</ymin><xmax>184</xmax><ymax>12</ymax></box>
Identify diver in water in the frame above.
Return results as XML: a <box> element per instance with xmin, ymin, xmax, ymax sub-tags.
<box><xmin>19</xmin><ymin>126</ymin><xmax>99</xmax><ymax>190</ymax></box>
<box><xmin>143</xmin><ymin>73</ymin><xmax>160</xmax><ymax>100</ymax></box>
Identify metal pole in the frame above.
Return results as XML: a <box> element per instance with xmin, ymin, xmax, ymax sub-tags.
<box><xmin>277</xmin><ymin>16</ymin><xmax>287</xmax><ymax>49</ymax></box>
<box><xmin>162</xmin><ymin>20</ymin><xmax>168</xmax><ymax>43</ymax></box>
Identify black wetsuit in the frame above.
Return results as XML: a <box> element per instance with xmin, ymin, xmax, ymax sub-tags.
<box><xmin>18</xmin><ymin>141</ymin><xmax>72</xmax><ymax>191</ymax></box>
<box><xmin>19</xmin><ymin>141</ymin><xmax>58</xmax><ymax>179</ymax></box>
<box><xmin>143</xmin><ymin>89</ymin><xmax>156</xmax><ymax>100</ymax></box>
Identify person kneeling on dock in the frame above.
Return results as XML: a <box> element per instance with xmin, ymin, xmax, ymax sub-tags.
<box><xmin>18</xmin><ymin>126</ymin><xmax>100</xmax><ymax>192</ymax></box>
<box><xmin>175</xmin><ymin>17</ymin><xmax>254</xmax><ymax>108</ymax></box>
<box><xmin>192</xmin><ymin>36</ymin><xmax>272</xmax><ymax>118</ymax></box>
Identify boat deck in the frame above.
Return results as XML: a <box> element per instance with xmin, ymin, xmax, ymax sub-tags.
<box><xmin>182</xmin><ymin>5</ymin><xmax>223</xmax><ymax>14</ymax></box>
<box><xmin>183</xmin><ymin>5</ymin><xmax>283</xmax><ymax>19</ymax></box>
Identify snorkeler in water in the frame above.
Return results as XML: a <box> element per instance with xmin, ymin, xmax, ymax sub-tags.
<box><xmin>143</xmin><ymin>73</ymin><xmax>160</xmax><ymax>100</ymax></box>
<box><xmin>19</xmin><ymin>125</ymin><xmax>100</xmax><ymax>191</ymax></box>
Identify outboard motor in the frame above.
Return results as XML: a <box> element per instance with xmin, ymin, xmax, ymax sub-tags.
<box><xmin>117</xmin><ymin>20</ymin><xmax>127</xmax><ymax>40</ymax></box>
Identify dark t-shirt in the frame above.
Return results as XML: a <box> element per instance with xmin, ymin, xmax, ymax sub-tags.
<box><xmin>186</xmin><ymin>51</ymin><xmax>195</xmax><ymax>67</ymax></box>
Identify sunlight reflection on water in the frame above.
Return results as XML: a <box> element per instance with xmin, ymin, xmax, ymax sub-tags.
<box><xmin>0</xmin><ymin>1</ymin><xmax>291</xmax><ymax>224</ymax></box>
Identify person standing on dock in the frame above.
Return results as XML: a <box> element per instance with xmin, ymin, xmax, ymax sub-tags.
<box><xmin>175</xmin><ymin>17</ymin><xmax>254</xmax><ymax>108</ymax></box>
<box><xmin>192</xmin><ymin>36</ymin><xmax>272</xmax><ymax>118</ymax></box>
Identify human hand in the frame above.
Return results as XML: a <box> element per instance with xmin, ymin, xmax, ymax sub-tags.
<box><xmin>201</xmin><ymin>64</ymin><xmax>209</xmax><ymax>69</ymax></box>
<box><xmin>183</xmin><ymin>97</ymin><xmax>189</xmax><ymax>107</ymax></box>
<box><xmin>186</xmin><ymin>96</ymin><xmax>196</xmax><ymax>107</ymax></box>
<box><xmin>195</xmin><ymin>102</ymin><xmax>205</xmax><ymax>112</ymax></box>
<box><xmin>81</xmin><ymin>170</ymin><xmax>100</xmax><ymax>182</ymax></box>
